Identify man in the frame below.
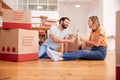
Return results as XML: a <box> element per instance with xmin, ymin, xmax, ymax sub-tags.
<box><xmin>38</xmin><ymin>17</ymin><xmax>74</xmax><ymax>58</ymax></box>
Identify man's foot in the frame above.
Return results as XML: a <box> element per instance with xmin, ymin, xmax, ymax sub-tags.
<box><xmin>47</xmin><ymin>47</ymin><xmax>60</xmax><ymax>61</ymax></box>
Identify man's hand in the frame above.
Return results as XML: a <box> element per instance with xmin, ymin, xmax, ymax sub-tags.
<box><xmin>67</xmin><ymin>38</ymin><xmax>75</xmax><ymax>43</ymax></box>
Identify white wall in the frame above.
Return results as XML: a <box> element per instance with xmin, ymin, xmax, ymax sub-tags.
<box><xmin>59</xmin><ymin>3</ymin><xmax>90</xmax><ymax>34</ymax></box>
<box><xmin>103</xmin><ymin>0</ymin><xmax>120</xmax><ymax>36</ymax></box>
<box><xmin>103</xmin><ymin>0</ymin><xmax>116</xmax><ymax>36</ymax></box>
<box><xmin>87</xmin><ymin>0</ymin><xmax>103</xmax><ymax>34</ymax></box>
<box><xmin>115</xmin><ymin>0</ymin><xmax>120</xmax><ymax>11</ymax></box>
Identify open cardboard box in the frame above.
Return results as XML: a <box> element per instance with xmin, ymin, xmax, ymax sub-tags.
<box><xmin>67</xmin><ymin>34</ymin><xmax>89</xmax><ymax>52</ymax></box>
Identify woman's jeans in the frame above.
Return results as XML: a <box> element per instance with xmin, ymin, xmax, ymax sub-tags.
<box><xmin>63</xmin><ymin>46</ymin><xmax>107</xmax><ymax>61</ymax></box>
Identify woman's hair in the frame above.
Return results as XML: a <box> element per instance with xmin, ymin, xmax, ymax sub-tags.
<box><xmin>59</xmin><ymin>17</ymin><xmax>70</xmax><ymax>24</ymax></box>
<box><xmin>89</xmin><ymin>16</ymin><xmax>100</xmax><ymax>31</ymax></box>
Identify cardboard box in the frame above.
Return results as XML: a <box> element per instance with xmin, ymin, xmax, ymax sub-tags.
<box><xmin>57</xmin><ymin>43</ymin><xmax>64</xmax><ymax>53</ymax></box>
<box><xmin>116</xmin><ymin>11</ymin><xmax>120</xmax><ymax>65</ymax></box>
<box><xmin>67</xmin><ymin>34</ymin><xmax>89</xmax><ymax>51</ymax></box>
<box><xmin>116</xmin><ymin>10</ymin><xmax>120</xmax><ymax>80</ymax></box>
<box><xmin>40</xmin><ymin>16</ymin><xmax>57</xmax><ymax>27</ymax></box>
<box><xmin>0</xmin><ymin>29</ymin><xmax>39</xmax><ymax>62</ymax></box>
<box><xmin>116</xmin><ymin>36</ymin><xmax>120</xmax><ymax>65</ymax></box>
<box><xmin>67</xmin><ymin>34</ymin><xmax>81</xmax><ymax>51</ymax></box>
<box><xmin>2</xmin><ymin>9</ymin><xmax>31</xmax><ymax>29</ymax></box>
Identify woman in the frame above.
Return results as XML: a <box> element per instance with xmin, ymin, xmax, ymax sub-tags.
<box><xmin>46</xmin><ymin>16</ymin><xmax>108</xmax><ymax>61</ymax></box>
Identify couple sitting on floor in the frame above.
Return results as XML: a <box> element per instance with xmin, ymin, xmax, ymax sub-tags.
<box><xmin>38</xmin><ymin>16</ymin><xmax>108</xmax><ymax>61</ymax></box>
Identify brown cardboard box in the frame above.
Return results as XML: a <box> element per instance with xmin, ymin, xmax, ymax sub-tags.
<box><xmin>67</xmin><ymin>34</ymin><xmax>81</xmax><ymax>51</ymax></box>
<box><xmin>2</xmin><ymin>9</ymin><xmax>31</xmax><ymax>29</ymax></box>
<box><xmin>67</xmin><ymin>34</ymin><xmax>89</xmax><ymax>51</ymax></box>
<box><xmin>116</xmin><ymin>11</ymin><xmax>120</xmax><ymax>65</ymax></box>
<box><xmin>116</xmin><ymin>36</ymin><xmax>120</xmax><ymax>65</ymax></box>
<box><xmin>40</xmin><ymin>16</ymin><xmax>57</xmax><ymax>27</ymax></box>
<box><xmin>0</xmin><ymin>29</ymin><xmax>39</xmax><ymax>62</ymax></box>
<box><xmin>116</xmin><ymin>10</ymin><xmax>120</xmax><ymax>80</ymax></box>
<box><xmin>0</xmin><ymin>1</ymin><xmax>2</xmax><ymax>12</ymax></box>
<box><xmin>57</xmin><ymin>43</ymin><xmax>63</xmax><ymax>53</ymax></box>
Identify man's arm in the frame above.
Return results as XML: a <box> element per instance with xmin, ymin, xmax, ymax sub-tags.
<box><xmin>50</xmin><ymin>34</ymin><xmax>74</xmax><ymax>43</ymax></box>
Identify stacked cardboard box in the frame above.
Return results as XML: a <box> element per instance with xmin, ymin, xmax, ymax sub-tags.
<box><xmin>0</xmin><ymin>29</ymin><xmax>39</xmax><ymax>62</ymax></box>
<box><xmin>40</xmin><ymin>15</ymin><xmax>57</xmax><ymax>27</ymax></box>
<box><xmin>0</xmin><ymin>9</ymin><xmax>39</xmax><ymax>62</ymax></box>
<box><xmin>46</xmin><ymin>19</ymin><xmax>58</xmax><ymax>26</ymax></box>
<box><xmin>2</xmin><ymin>9</ymin><xmax>31</xmax><ymax>29</ymax></box>
<box><xmin>116</xmin><ymin>10</ymin><xmax>120</xmax><ymax>80</ymax></box>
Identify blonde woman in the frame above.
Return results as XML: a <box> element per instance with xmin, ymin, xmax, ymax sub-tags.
<box><xmin>47</xmin><ymin>16</ymin><xmax>108</xmax><ymax>61</ymax></box>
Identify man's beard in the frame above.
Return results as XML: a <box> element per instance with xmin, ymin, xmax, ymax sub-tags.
<box><xmin>62</xmin><ymin>24</ymin><xmax>67</xmax><ymax>29</ymax></box>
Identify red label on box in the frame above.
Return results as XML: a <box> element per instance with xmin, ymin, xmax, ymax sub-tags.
<box><xmin>0</xmin><ymin>53</ymin><xmax>38</xmax><ymax>62</ymax></box>
<box><xmin>3</xmin><ymin>22</ymin><xmax>31</xmax><ymax>29</ymax></box>
<box><xmin>22</xmin><ymin>35</ymin><xmax>34</xmax><ymax>46</ymax></box>
<box><xmin>13</xmin><ymin>11</ymin><xmax>25</xmax><ymax>20</ymax></box>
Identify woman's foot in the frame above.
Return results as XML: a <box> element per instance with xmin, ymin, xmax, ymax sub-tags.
<box><xmin>47</xmin><ymin>47</ymin><xmax>60</xmax><ymax>61</ymax></box>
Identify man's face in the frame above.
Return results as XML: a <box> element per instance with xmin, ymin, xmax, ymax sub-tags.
<box><xmin>61</xmin><ymin>19</ymin><xmax>70</xmax><ymax>29</ymax></box>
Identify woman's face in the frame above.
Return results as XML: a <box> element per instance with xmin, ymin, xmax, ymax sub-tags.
<box><xmin>88</xmin><ymin>19</ymin><xmax>93</xmax><ymax>28</ymax></box>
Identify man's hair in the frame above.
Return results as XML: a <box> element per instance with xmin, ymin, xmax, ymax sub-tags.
<box><xmin>59</xmin><ymin>17</ymin><xmax>70</xmax><ymax>24</ymax></box>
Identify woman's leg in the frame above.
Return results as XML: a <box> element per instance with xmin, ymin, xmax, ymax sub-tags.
<box><xmin>38</xmin><ymin>44</ymin><xmax>49</xmax><ymax>58</ymax></box>
<box><xmin>46</xmin><ymin>47</ymin><xmax>107</xmax><ymax>61</ymax></box>
<box><xmin>63</xmin><ymin>49</ymin><xmax>106</xmax><ymax>61</ymax></box>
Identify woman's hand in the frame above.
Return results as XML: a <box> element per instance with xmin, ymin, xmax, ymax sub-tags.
<box><xmin>80</xmin><ymin>43</ymin><xmax>87</xmax><ymax>50</ymax></box>
<box><xmin>80</xmin><ymin>38</ymin><xmax>87</xmax><ymax>42</ymax></box>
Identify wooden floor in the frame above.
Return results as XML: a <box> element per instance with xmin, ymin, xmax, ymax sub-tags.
<box><xmin>0</xmin><ymin>50</ymin><xmax>115</xmax><ymax>80</ymax></box>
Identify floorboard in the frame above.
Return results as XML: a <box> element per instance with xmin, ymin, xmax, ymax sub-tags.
<box><xmin>0</xmin><ymin>50</ymin><xmax>115</xmax><ymax>80</ymax></box>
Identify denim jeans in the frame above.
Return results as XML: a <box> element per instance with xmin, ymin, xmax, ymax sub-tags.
<box><xmin>63</xmin><ymin>46</ymin><xmax>107</xmax><ymax>61</ymax></box>
<box><xmin>38</xmin><ymin>44</ymin><xmax>49</xmax><ymax>58</ymax></box>
<box><xmin>38</xmin><ymin>44</ymin><xmax>56</xmax><ymax>58</ymax></box>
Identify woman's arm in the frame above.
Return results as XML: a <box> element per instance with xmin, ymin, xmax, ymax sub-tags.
<box><xmin>80</xmin><ymin>34</ymin><xmax>103</xmax><ymax>47</ymax></box>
